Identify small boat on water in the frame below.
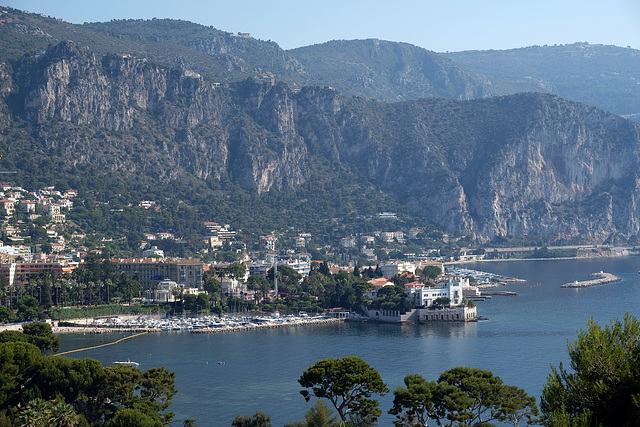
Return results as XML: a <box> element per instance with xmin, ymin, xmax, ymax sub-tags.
<box><xmin>113</xmin><ymin>359</ymin><xmax>140</xmax><ymax>366</ymax></box>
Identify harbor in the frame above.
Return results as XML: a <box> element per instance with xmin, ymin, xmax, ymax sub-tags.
<box><xmin>562</xmin><ymin>271</ymin><xmax>621</xmax><ymax>288</ymax></box>
<box><xmin>52</xmin><ymin>313</ymin><xmax>346</xmax><ymax>334</ymax></box>
<box><xmin>446</xmin><ymin>266</ymin><xmax>525</xmax><ymax>286</ymax></box>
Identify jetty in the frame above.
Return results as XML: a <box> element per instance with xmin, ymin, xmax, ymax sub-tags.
<box><xmin>562</xmin><ymin>271</ymin><xmax>621</xmax><ymax>288</ymax></box>
<box><xmin>481</xmin><ymin>290</ymin><xmax>518</xmax><ymax>296</ymax></box>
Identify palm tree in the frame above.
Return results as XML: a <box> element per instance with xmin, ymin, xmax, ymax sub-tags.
<box><xmin>18</xmin><ymin>408</ymin><xmax>46</xmax><ymax>427</ymax></box>
<box><xmin>18</xmin><ymin>398</ymin><xmax>50</xmax><ymax>427</ymax></box>
<box><xmin>6</xmin><ymin>284</ymin><xmax>15</xmax><ymax>308</ymax></box>
<box><xmin>73</xmin><ymin>281</ymin><xmax>86</xmax><ymax>306</ymax></box>
<box><xmin>16</xmin><ymin>283</ymin><xmax>26</xmax><ymax>304</ymax></box>
<box><xmin>104</xmin><ymin>278</ymin><xmax>113</xmax><ymax>304</ymax></box>
<box><xmin>50</xmin><ymin>401</ymin><xmax>82</xmax><ymax>427</ymax></box>
<box><xmin>94</xmin><ymin>280</ymin><xmax>105</xmax><ymax>304</ymax></box>
<box><xmin>86</xmin><ymin>281</ymin><xmax>96</xmax><ymax>305</ymax></box>
<box><xmin>53</xmin><ymin>279</ymin><xmax>61</xmax><ymax>307</ymax></box>
<box><xmin>172</xmin><ymin>287</ymin><xmax>185</xmax><ymax>315</ymax></box>
<box><xmin>26</xmin><ymin>279</ymin><xmax>38</xmax><ymax>299</ymax></box>
<box><xmin>0</xmin><ymin>284</ymin><xmax>6</xmax><ymax>307</ymax></box>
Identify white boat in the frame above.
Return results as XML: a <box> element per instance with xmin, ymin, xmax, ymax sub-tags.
<box><xmin>113</xmin><ymin>359</ymin><xmax>140</xmax><ymax>366</ymax></box>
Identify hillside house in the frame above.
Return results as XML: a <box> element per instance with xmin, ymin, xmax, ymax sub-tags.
<box><xmin>0</xmin><ymin>199</ymin><xmax>15</xmax><ymax>215</ymax></box>
<box><xmin>366</xmin><ymin>277</ymin><xmax>395</xmax><ymax>299</ymax></box>
<box><xmin>259</xmin><ymin>235</ymin><xmax>277</xmax><ymax>250</ymax></box>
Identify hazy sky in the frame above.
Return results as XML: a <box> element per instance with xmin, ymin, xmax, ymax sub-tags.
<box><xmin>5</xmin><ymin>0</ymin><xmax>640</xmax><ymax>52</ymax></box>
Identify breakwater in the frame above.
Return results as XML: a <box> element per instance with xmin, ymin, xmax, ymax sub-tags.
<box><xmin>562</xmin><ymin>271</ymin><xmax>621</xmax><ymax>288</ymax></box>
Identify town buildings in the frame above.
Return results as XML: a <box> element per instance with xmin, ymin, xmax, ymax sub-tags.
<box><xmin>112</xmin><ymin>258</ymin><xmax>204</xmax><ymax>289</ymax></box>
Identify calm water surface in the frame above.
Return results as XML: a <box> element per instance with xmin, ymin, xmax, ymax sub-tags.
<box><xmin>58</xmin><ymin>257</ymin><xmax>640</xmax><ymax>426</ymax></box>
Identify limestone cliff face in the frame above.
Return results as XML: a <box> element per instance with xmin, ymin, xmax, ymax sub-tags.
<box><xmin>14</xmin><ymin>41</ymin><xmax>307</xmax><ymax>191</ymax></box>
<box><xmin>7</xmin><ymin>41</ymin><xmax>640</xmax><ymax>243</ymax></box>
<box><xmin>292</xmin><ymin>92</ymin><xmax>640</xmax><ymax>243</ymax></box>
<box><xmin>466</xmin><ymin>96</ymin><xmax>640</xmax><ymax>242</ymax></box>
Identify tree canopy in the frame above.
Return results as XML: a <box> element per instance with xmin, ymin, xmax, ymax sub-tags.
<box><xmin>0</xmin><ymin>327</ymin><xmax>178</xmax><ymax>426</ymax></box>
<box><xmin>541</xmin><ymin>313</ymin><xmax>640</xmax><ymax>426</ymax></box>
<box><xmin>0</xmin><ymin>321</ymin><xmax>60</xmax><ymax>352</ymax></box>
<box><xmin>298</xmin><ymin>356</ymin><xmax>388</xmax><ymax>425</ymax></box>
<box><xmin>232</xmin><ymin>410</ymin><xmax>271</xmax><ymax>427</ymax></box>
<box><xmin>390</xmin><ymin>367</ymin><xmax>538</xmax><ymax>427</ymax></box>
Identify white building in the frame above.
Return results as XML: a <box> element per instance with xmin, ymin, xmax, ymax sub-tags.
<box><xmin>340</xmin><ymin>236</ymin><xmax>356</xmax><ymax>248</ymax></box>
<box><xmin>377</xmin><ymin>212</ymin><xmax>397</xmax><ymax>219</ymax></box>
<box><xmin>281</xmin><ymin>258</ymin><xmax>311</xmax><ymax>276</ymax></box>
<box><xmin>405</xmin><ymin>275</ymin><xmax>468</xmax><ymax>307</ymax></box>
<box><xmin>379</xmin><ymin>232</ymin><xmax>395</xmax><ymax>243</ymax></box>
<box><xmin>145</xmin><ymin>280</ymin><xmax>178</xmax><ymax>303</ymax></box>
<box><xmin>208</xmin><ymin>235</ymin><xmax>223</xmax><ymax>248</ymax></box>
<box><xmin>259</xmin><ymin>235</ymin><xmax>277</xmax><ymax>250</ymax></box>
<box><xmin>380</xmin><ymin>261</ymin><xmax>416</xmax><ymax>278</ymax></box>
<box><xmin>142</xmin><ymin>246</ymin><xmax>164</xmax><ymax>258</ymax></box>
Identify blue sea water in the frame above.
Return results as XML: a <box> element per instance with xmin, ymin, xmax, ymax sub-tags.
<box><xmin>58</xmin><ymin>257</ymin><xmax>640</xmax><ymax>426</ymax></box>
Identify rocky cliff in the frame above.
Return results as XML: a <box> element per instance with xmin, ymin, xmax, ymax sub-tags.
<box><xmin>3</xmin><ymin>41</ymin><xmax>640</xmax><ymax>243</ymax></box>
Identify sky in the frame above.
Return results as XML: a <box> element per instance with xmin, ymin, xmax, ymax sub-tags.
<box><xmin>4</xmin><ymin>0</ymin><xmax>640</xmax><ymax>52</ymax></box>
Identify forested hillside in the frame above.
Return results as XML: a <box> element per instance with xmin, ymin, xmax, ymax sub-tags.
<box><xmin>445</xmin><ymin>43</ymin><xmax>640</xmax><ymax>118</ymax></box>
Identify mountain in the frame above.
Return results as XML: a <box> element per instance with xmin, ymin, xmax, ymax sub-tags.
<box><xmin>288</xmin><ymin>39</ymin><xmax>503</xmax><ymax>102</ymax></box>
<box><xmin>0</xmin><ymin>8</ymin><xmax>536</xmax><ymax>104</ymax></box>
<box><xmin>0</xmin><ymin>7</ymin><xmax>308</xmax><ymax>85</ymax></box>
<box><xmin>5</xmin><ymin>7</ymin><xmax>637</xmax><ymax>118</ymax></box>
<box><xmin>84</xmin><ymin>18</ymin><xmax>310</xmax><ymax>85</ymax></box>
<box><xmin>2</xmin><ymin>36</ymin><xmax>640</xmax><ymax>245</ymax></box>
<box><xmin>445</xmin><ymin>43</ymin><xmax>640</xmax><ymax>119</ymax></box>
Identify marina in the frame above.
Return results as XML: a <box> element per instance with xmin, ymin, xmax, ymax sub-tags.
<box><xmin>445</xmin><ymin>266</ymin><xmax>525</xmax><ymax>286</ymax></box>
<box><xmin>54</xmin><ymin>313</ymin><xmax>346</xmax><ymax>334</ymax></box>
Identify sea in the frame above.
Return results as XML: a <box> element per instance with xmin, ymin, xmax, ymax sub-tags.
<box><xmin>57</xmin><ymin>257</ymin><xmax>640</xmax><ymax>426</ymax></box>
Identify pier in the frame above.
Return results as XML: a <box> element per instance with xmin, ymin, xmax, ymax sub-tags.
<box><xmin>481</xmin><ymin>290</ymin><xmax>518</xmax><ymax>296</ymax></box>
<box><xmin>562</xmin><ymin>271</ymin><xmax>621</xmax><ymax>288</ymax></box>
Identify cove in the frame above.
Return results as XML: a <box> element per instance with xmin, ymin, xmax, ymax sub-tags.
<box><xmin>58</xmin><ymin>257</ymin><xmax>640</xmax><ymax>425</ymax></box>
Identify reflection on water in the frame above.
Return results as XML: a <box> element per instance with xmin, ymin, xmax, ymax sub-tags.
<box><xmin>58</xmin><ymin>257</ymin><xmax>640</xmax><ymax>426</ymax></box>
